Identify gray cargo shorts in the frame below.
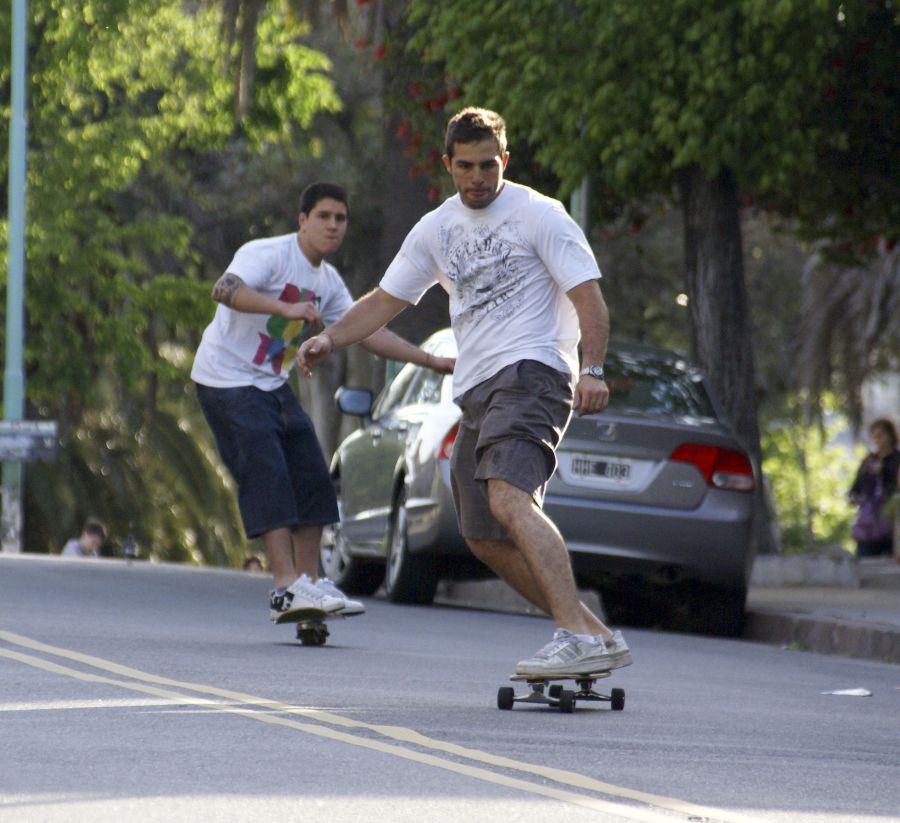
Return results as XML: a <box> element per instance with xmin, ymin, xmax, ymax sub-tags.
<box><xmin>450</xmin><ymin>359</ymin><xmax>574</xmax><ymax>541</ymax></box>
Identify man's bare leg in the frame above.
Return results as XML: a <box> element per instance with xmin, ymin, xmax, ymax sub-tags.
<box><xmin>292</xmin><ymin>525</ymin><xmax>325</xmax><ymax>579</ymax></box>
<box><xmin>481</xmin><ymin>478</ymin><xmax>613</xmax><ymax>639</ymax></box>
<box><xmin>466</xmin><ymin>537</ymin><xmax>608</xmax><ymax>636</ymax></box>
<box><xmin>262</xmin><ymin>525</ymin><xmax>323</xmax><ymax>588</ymax></box>
<box><xmin>262</xmin><ymin>527</ymin><xmax>297</xmax><ymax>589</ymax></box>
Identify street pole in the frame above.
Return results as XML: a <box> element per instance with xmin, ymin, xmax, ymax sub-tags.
<box><xmin>3</xmin><ymin>0</ymin><xmax>28</xmax><ymax>553</ymax></box>
<box><xmin>570</xmin><ymin>176</ymin><xmax>589</xmax><ymax>234</ymax></box>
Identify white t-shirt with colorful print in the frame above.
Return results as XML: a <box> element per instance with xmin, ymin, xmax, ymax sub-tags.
<box><xmin>191</xmin><ymin>233</ymin><xmax>353</xmax><ymax>391</ymax></box>
<box><xmin>379</xmin><ymin>181</ymin><xmax>602</xmax><ymax>399</ymax></box>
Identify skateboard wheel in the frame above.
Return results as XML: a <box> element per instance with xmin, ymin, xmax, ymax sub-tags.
<box><xmin>548</xmin><ymin>684</ymin><xmax>563</xmax><ymax>699</ymax></box>
<box><xmin>610</xmin><ymin>687</ymin><xmax>625</xmax><ymax>711</ymax></box>
<box><xmin>558</xmin><ymin>690</ymin><xmax>575</xmax><ymax>713</ymax></box>
<box><xmin>296</xmin><ymin>623</ymin><xmax>328</xmax><ymax>646</ymax></box>
<box><xmin>497</xmin><ymin>687</ymin><xmax>515</xmax><ymax>710</ymax></box>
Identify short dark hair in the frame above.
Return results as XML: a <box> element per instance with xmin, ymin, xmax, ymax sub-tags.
<box><xmin>82</xmin><ymin>518</ymin><xmax>107</xmax><ymax>542</ymax></box>
<box><xmin>299</xmin><ymin>181</ymin><xmax>349</xmax><ymax>216</ymax></box>
<box><xmin>444</xmin><ymin>107</ymin><xmax>507</xmax><ymax>159</ymax></box>
<box><xmin>870</xmin><ymin>418</ymin><xmax>898</xmax><ymax>449</ymax></box>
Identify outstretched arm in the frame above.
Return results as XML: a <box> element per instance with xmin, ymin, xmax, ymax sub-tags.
<box><xmin>360</xmin><ymin>329</ymin><xmax>454</xmax><ymax>374</ymax></box>
<box><xmin>297</xmin><ymin>287</ymin><xmax>453</xmax><ymax>377</ymax></box>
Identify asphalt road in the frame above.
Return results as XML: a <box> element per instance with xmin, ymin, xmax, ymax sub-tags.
<box><xmin>1</xmin><ymin>554</ymin><xmax>898</xmax><ymax>823</ymax></box>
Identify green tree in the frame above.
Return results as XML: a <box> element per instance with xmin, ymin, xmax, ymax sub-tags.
<box><xmin>770</xmin><ymin>2</ymin><xmax>899</xmax><ymax>264</ymax></box>
<box><xmin>761</xmin><ymin>396</ymin><xmax>862</xmax><ymax>553</ymax></box>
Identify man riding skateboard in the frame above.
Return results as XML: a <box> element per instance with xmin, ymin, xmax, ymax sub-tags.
<box><xmin>192</xmin><ymin>182</ymin><xmax>453</xmax><ymax>627</ymax></box>
<box><xmin>298</xmin><ymin>109</ymin><xmax>632</xmax><ymax>676</ymax></box>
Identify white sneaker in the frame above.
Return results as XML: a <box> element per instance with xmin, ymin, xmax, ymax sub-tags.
<box><xmin>315</xmin><ymin>577</ymin><xmax>365</xmax><ymax>616</ymax></box>
<box><xmin>515</xmin><ymin>628</ymin><xmax>633</xmax><ymax>676</ymax></box>
<box><xmin>269</xmin><ymin>574</ymin><xmax>344</xmax><ymax>623</ymax></box>
<box><xmin>604</xmin><ymin>630</ymin><xmax>633</xmax><ymax>669</ymax></box>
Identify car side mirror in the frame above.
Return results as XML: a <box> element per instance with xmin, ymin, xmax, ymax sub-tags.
<box><xmin>335</xmin><ymin>386</ymin><xmax>373</xmax><ymax>418</ymax></box>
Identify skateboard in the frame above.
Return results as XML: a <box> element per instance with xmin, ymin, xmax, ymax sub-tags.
<box><xmin>497</xmin><ymin>671</ymin><xmax>625</xmax><ymax>713</ymax></box>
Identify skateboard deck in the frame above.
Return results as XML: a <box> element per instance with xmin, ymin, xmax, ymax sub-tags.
<box><xmin>273</xmin><ymin>606</ymin><xmax>329</xmax><ymax>625</ymax></box>
<box><xmin>498</xmin><ymin>670</ymin><xmax>625</xmax><ymax>713</ymax></box>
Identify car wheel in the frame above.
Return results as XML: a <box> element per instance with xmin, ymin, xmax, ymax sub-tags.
<box><xmin>384</xmin><ymin>486</ymin><xmax>439</xmax><ymax>604</ymax></box>
<box><xmin>319</xmin><ymin>477</ymin><xmax>384</xmax><ymax>596</ymax></box>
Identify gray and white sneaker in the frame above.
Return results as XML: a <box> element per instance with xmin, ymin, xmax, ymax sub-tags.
<box><xmin>515</xmin><ymin>628</ymin><xmax>633</xmax><ymax>676</ymax></box>
<box><xmin>315</xmin><ymin>577</ymin><xmax>365</xmax><ymax>616</ymax></box>
<box><xmin>269</xmin><ymin>574</ymin><xmax>345</xmax><ymax>623</ymax></box>
<box><xmin>604</xmin><ymin>630</ymin><xmax>633</xmax><ymax>669</ymax></box>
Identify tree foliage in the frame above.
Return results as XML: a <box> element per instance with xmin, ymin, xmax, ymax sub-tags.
<box><xmin>769</xmin><ymin>2</ymin><xmax>899</xmax><ymax>262</ymax></box>
<box><xmin>762</xmin><ymin>396</ymin><xmax>862</xmax><ymax>553</ymax></box>
<box><xmin>409</xmin><ymin>1</ymin><xmax>844</xmax><ymax>204</ymax></box>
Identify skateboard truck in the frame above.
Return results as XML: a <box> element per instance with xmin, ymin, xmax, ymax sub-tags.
<box><xmin>295</xmin><ymin>617</ymin><xmax>329</xmax><ymax>646</ymax></box>
<box><xmin>498</xmin><ymin>671</ymin><xmax>625</xmax><ymax>713</ymax></box>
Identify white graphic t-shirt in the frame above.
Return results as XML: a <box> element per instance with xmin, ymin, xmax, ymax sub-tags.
<box><xmin>191</xmin><ymin>233</ymin><xmax>353</xmax><ymax>391</ymax></box>
<box><xmin>380</xmin><ymin>182</ymin><xmax>602</xmax><ymax>398</ymax></box>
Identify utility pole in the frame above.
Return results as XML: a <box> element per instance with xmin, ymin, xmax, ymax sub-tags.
<box><xmin>570</xmin><ymin>176</ymin><xmax>589</xmax><ymax>235</ymax></box>
<box><xmin>3</xmin><ymin>0</ymin><xmax>28</xmax><ymax>553</ymax></box>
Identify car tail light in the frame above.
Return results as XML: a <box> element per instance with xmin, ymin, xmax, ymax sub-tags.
<box><xmin>669</xmin><ymin>443</ymin><xmax>755</xmax><ymax>491</ymax></box>
<box><xmin>436</xmin><ymin>423</ymin><xmax>459</xmax><ymax>460</ymax></box>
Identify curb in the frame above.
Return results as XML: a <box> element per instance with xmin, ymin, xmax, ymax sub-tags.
<box><xmin>750</xmin><ymin>554</ymin><xmax>860</xmax><ymax>588</ymax></box>
<box><xmin>434</xmin><ymin>579</ymin><xmax>606</xmax><ymax>621</ymax></box>
<box><xmin>435</xmin><ymin>577</ymin><xmax>900</xmax><ymax>665</ymax></box>
<box><xmin>743</xmin><ymin>608</ymin><xmax>900</xmax><ymax>664</ymax></box>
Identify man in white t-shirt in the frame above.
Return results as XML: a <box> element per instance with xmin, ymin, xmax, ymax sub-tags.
<box><xmin>192</xmin><ymin>182</ymin><xmax>453</xmax><ymax>626</ymax></box>
<box><xmin>297</xmin><ymin>111</ymin><xmax>632</xmax><ymax>676</ymax></box>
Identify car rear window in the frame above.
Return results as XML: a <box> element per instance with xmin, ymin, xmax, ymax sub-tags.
<box><xmin>604</xmin><ymin>352</ymin><xmax>717</xmax><ymax>419</ymax></box>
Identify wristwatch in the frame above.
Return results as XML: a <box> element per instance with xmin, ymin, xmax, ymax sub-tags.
<box><xmin>580</xmin><ymin>365</ymin><xmax>605</xmax><ymax>380</ymax></box>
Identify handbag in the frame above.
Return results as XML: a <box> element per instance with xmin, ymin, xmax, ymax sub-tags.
<box><xmin>852</xmin><ymin>476</ymin><xmax>892</xmax><ymax>542</ymax></box>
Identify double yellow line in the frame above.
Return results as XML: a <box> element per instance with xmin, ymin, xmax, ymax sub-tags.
<box><xmin>0</xmin><ymin>629</ymin><xmax>764</xmax><ymax>823</ymax></box>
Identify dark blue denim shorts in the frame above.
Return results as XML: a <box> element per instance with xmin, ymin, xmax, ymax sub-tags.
<box><xmin>195</xmin><ymin>382</ymin><xmax>338</xmax><ymax>539</ymax></box>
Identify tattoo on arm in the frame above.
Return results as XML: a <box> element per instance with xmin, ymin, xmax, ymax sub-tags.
<box><xmin>212</xmin><ymin>273</ymin><xmax>245</xmax><ymax>307</ymax></box>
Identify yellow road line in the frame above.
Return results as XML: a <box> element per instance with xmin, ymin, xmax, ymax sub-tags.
<box><xmin>0</xmin><ymin>629</ymin><xmax>766</xmax><ymax>823</ymax></box>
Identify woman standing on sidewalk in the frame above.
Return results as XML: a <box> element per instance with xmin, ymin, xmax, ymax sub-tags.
<box><xmin>849</xmin><ymin>418</ymin><xmax>900</xmax><ymax>558</ymax></box>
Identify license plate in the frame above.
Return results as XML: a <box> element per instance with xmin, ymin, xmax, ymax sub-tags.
<box><xmin>570</xmin><ymin>457</ymin><xmax>631</xmax><ymax>482</ymax></box>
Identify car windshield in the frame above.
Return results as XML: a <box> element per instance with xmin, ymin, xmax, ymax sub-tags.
<box><xmin>604</xmin><ymin>351</ymin><xmax>716</xmax><ymax>419</ymax></box>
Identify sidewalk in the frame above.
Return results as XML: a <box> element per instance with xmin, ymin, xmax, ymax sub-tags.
<box><xmin>744</xmin><ymin>557</ymin><xmax>900</xmax><ymax>664</ymax></box>
<box><xmin>435</xmin><ymin>556</ymin><xmax>900</xmax><ymax>664</ymax></box>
